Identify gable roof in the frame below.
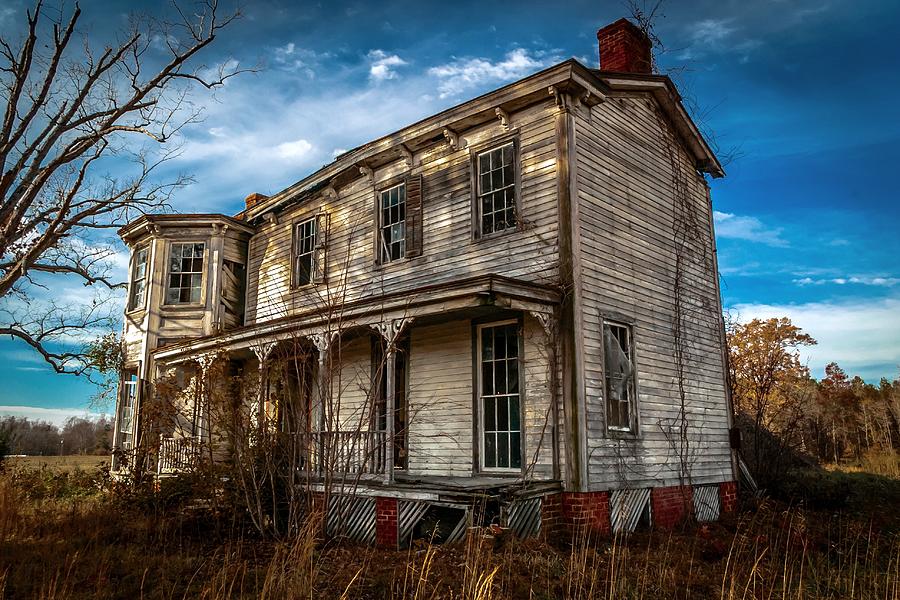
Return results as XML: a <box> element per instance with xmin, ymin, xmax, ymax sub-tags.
<box><xmin>240</xmin><ymin>58</ymin><xmax>723</xmax><ymax>222</ymax></box>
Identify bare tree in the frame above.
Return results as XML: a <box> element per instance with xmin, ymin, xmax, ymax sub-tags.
<box><xmin>0</xmin><ymin>1</ymin><xmax>249</xmax><ymax>375</ymax></box>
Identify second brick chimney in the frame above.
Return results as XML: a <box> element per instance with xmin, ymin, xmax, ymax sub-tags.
<box><xmin>597</xmin><ymin>18</ymin><xmax>653</xmax><ymax>74</ymax></box>
<box><xmin>244</xmin><ymin>192</ymin><xmax>268</xmax><ymax>211</ymax></box>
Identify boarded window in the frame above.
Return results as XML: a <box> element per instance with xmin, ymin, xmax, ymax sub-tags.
<box><xmin>476</xmin><ymin>142</ymin><xmax>517</xmax><ymax>235</ymax></box>
<box><xmin>479</xmin><ymin>321</ymin><xmax>521</xmax><ymax>470</ymax></box>
<box><xmin>166</xmin><ymin>242</ymin><xmax>204</xmax><ymax>304</ymax></box>
<box><xmin>604</xmin><ymin>321</ymin><xmax>636</xmax><ymax>432</ymax></box>
<box><xmin>128</xmin><ymin>246</ymin><xmax>149</xmax><ymax>310</ymax></box>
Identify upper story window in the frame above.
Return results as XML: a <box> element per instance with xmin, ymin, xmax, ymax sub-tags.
<box><xmin>379</xmin><ymin>182</ymin><xmax>406</xmax><ymax>263</ymax></box>
<box><xmin>128</xmin><ymin>246</ymin><xmax>149</xmax><ymax>311</ymax></box>
<box><xmin>166</xmin><ymin>242</ymin><xmax>204</xmax><ymax>304</ymax></box>
<box><xmin>476</xmin><ymin>142</ymin><xmax>518</xmax><ymax>236</ymax></box>
<box><xmin>293</xmin><ymin>213</ymin><xmax>329</xmax><ymax>287</ymax></box>
<box><xmin>604</xmin><ymin>321</ymin><xmax>637</xmax><ymax>433</ymax></box>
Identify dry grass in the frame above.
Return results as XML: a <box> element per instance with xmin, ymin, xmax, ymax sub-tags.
<box><xmin>0</xmin><ymin>461</ymin><xmax>898</xmax><ymax>599</ymax></box>
<box><xmin>7</xmin><ymin>455</ymin><xmax>108</xmax><ymax>473</ymax></box>
<box><xmin>825</xmin><ymin>451</ymin><xmax>900</xmax><ymax>480</ymax></box>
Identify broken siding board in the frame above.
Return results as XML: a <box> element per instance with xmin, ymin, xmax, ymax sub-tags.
<box><xmin>575</xmin><ymin>96</ymin><xmax>732</xmax><ymax>491</ymax></box>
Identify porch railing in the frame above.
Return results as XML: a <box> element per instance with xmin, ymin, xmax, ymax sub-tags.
<box><xmin>285</xmin><ymin>430</ymin><xmax>387</xmax><ymax>476</ymax></box>
<box><xmin>158</xmin><ymin>437</ymin><xmax>200</xmax><ymax>474</ymax></box>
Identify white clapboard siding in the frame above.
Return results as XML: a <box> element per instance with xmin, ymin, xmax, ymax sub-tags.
<box><xmin>332</xmin><ymin>336</ymin><xmax>374</xmax><ymax>433</ymax></box>
<box><xmin>406</xmin><ymin>321</ymin><xmax>474</xmax><ymax>477</ymax></box>
<box><xmin>522</xmin><ymin>313</ymin><xmax>556</xmax><ymax>479</ymax></box>
<box><xmin>245</xmin><ymin>102</ymin><xmax>560</xmax><ymax>324</ymax></box>
<box><xmin>575</xmin><ymin>95</ymin><xmax>732</xmax><ymax>490</ymax></box>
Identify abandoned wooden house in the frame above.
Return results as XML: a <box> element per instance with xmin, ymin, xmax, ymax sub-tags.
<box><xmin>112</xmin><ymin>19</ymin><xmax>739</xmax><ymax>546</ymax></box>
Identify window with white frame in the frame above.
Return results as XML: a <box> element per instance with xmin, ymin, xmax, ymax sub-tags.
<box><xmin>476</xmin><ymin>142</ymin><xmax>517</xmax><ymax>235</ymax></box>
<box><xmin>379</xmin><ymin>182</ymin><xmax>406</xmax><ymax>263</ymax></box>
<box><xmin>118</xmin><ymin>370</ymin><xmax>138</xmax><ymax>450</ymax></box>
<box><xmin>166</xmin><ymin>242</ymin><xmax>204</xmax><ymax>304</ymax></box>
<box><xmin>478</xmin><ymin>321</ymin><xmax>521</xmax><ymax>470</ymax></box>
<box><xmin>294</xmin><ymin>217</ymin><xmax>317</xmax><ymax>286</ymax></box>
<box><xmin>604</xmin><ymin>321</ymin><xmax>637</xmax><ymax>432</ymax></box>
<box><xmin>128</xmin><ymin>246</ymin><xmax>149</xmax><ymax>310</ymax></box>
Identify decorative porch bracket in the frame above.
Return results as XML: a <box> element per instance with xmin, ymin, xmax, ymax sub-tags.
<box><xmin>372</xmin><ymin>317</ymin><xmax>415</xmax><ymax>484</ymax></box>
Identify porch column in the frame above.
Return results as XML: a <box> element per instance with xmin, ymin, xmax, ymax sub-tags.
<box><xmin>196</xmin><ymin>352</ymin><xmax>217</xmax><ymax>443</ymax></box>
<box><xmin>250</xmin><ymin>341</ymin><xmax>276</xmax><ymax>434</ymax></box>
<box><xmin>373</xmin><ymin>317</ymin><xmax>414</xmax><ymax>485</ymax></box>
<box><xmin>310</xmin><ymin>331</ymin><xmax>337</xmax><ymax>473</ymax></box>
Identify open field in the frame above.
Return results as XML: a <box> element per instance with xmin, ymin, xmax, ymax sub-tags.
<box><xmin>6</xmin><ymin>455</ymin><xmax>108</xmax><ymax>473</ymax></box>
<box><xmin>1</xmin><ymin>460</ymin><xmax>899</xmax><ymax>599</ymax></box>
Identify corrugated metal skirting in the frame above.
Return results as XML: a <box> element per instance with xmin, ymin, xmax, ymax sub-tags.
<box><xmin>693</xmin><ymin>485</ymin><xmax>721</xmax><ymax>522</ymax></box>
<box><xmin>505</xmin><ymin>497</ymin><xmax>542</xmax><ymax>537</ymax></box>
<box><xmin>609</xmin><ymin>488</ymin><xmax>651</xmax><ymax>534</ymax></box>
<box><xmin>326</xmin><ymin>496</ymin><xmax>376</xmax><ymax>545</ymax></box>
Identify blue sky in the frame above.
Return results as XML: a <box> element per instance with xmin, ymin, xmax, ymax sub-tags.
<box><xmin>1</xmin><ymin>0</ymin><xmax>898</xmax><ymax>423</ymax></box>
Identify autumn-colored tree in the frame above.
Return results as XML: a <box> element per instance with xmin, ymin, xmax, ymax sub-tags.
<box><xmin>726</xmin><ymin>317</ymin><xmax>817</xmax><ymax>479</ymax></box>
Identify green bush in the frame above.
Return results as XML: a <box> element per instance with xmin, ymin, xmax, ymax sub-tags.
<box><xmin>774</xmin><ymin>468</ymin><xmax>900</xmax><ymax>531</ymax></box>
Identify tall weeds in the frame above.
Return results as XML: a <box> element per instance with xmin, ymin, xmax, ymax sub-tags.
<box><xmin>2</xmin><ymin>465</ymin><xmax>899</xmax><ymax>599</ymax></box>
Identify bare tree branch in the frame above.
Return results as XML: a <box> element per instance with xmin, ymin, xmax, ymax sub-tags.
<box><xmin>0</xmin><ymin>1</ymin><xmax>251</xmax><ymax>375</ymax></box>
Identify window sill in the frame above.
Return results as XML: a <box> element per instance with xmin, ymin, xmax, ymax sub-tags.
<box><xmin>125</xmin><ymin>307</ymin><xmax>146</xmax><ymax>318</ymax></box>
<box><xmin>607</xmin><ymin>428</ymin><xmax>639</xmax><ymax>440</ymax></box>
<box><xmin>476</xmin><ymin>468</ymin><xmax>523</xmax><ymax>477</ymax></box>
<box><xmin>161</xmin><ymin>302</ymin><xmax>206</xmax><ymax>311</ymax></box>
<box><xmin>472</xmin><ymin>225</ymin><xmax>521</xmax><ymax>245</ymax></box>
<box><xmin>373</xmin><ymin>255</ymin><xmax>424</xmax><ymax>270</ymax></box>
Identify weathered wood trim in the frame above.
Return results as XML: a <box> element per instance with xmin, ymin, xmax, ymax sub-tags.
<box><xmin>154</xmin><ymin>275</ymin><xmax>560</xmax><ymax>360</ymax></box>
<box><xmin>555</xmin><ymin>90</ymin><xmax>588</xmax><ymax>491</ymax></box>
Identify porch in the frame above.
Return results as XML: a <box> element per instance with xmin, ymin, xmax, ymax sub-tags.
<box><xmin>151</xmin><ymin>275</ymin><xmax>564</xmax><ymax>490</ymax></box>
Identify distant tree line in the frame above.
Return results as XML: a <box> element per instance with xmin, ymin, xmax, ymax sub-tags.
<box><xmin>0</xmin><ymin>416</ymin><xmax>113</xmax><ymax>457</ymax></box>
<box><xmin>727</xmin><ymin>317</ymin><xmax>900</xmax><ymax>485</ymax></box>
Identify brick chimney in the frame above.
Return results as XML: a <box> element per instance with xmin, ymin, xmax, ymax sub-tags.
<box><xmin>597</xmin><ymin>18</ymin><xmax>653</xmax><ymax>74</ymax></box>
<box><xmin>244</xmin><ymin>192</ymin><xmax>268</xmax><ymax>210</ymax></box>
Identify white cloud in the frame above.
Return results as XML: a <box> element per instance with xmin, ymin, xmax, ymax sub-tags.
<box><xmin>275</xmin><ymin>138</ymin><xmax>314</xmax><ymax>161</ymax></box>
<box><xmin>272</xmin><ymin>43</ymin><xmax>329</xmax><ymax>78</ymax></box>
<box><xmin>794</xmin><ymin>276</ymin><xmax>900</xmax><ymax>287</ymax></box>
<box><xmin>678</xmin><ymin>18</ymin><xmax>760</xmax><ymax>62</ymax></box>
<box><xmin>714</xmin><ymin>211</ymin><xmax>788</xmax><ymax>247</ymax></box>
<box><xmin>0</xmin><ymin>405</ymin><xmax>109</xmax><ymax>427</ymax></box>
<box><xmin>691</xmin><ymin>19</ymin><xmax>737</xmax><ymax>44</ymax></box>
<box><xmin>730</xmin><ymin>297</ymin><xmax>900</xmax><ymax>381</ymax></box>
<box><xmin>367</xmin><ymin>49</ymin><xmax>408</xmax><ymax>81</ymax></box>
<box><xmin>428</xmin><ymin>48</ymin><xmax>559</xmax><ymax>98</ymax></box>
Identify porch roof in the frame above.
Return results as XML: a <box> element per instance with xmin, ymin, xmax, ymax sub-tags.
<box><xmin>153</xmin><ymin>274</ymin><xmax>559</xmax><ymax>363</ymax></box>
